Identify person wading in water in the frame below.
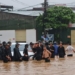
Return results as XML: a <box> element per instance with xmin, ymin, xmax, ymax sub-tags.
<box><xmin>3</xmin><ymin>44</ymin><xmax>11</xmax><ymax>63</ymax></box>
<box><xmin>58</xmin><ymin>43</ymin><xmax>65</xmax><ymax>58</ymax></box>
<box><xmin>42</xmin><ymin>46</ymin><xmax>51</xmax><ymax>62</ymax></box>
<box><xmin>13</xmin><ymin>43</ymin><xmax>22</xmax><ymax>61</ymax></box>
<box><xmin>49</xmin><ymin>42</ymin><xmax>55</xmax><ymax>58</ymax></box>
<box><xmin>23</xmin><ymin>44</ymin><xmax>29</xmax><ymax>61</ymax></box>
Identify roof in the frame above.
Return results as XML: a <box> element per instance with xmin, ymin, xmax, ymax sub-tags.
<box><xmin>0</xmin><ymin>5</ymin><xmax>13</xmax><ymax>9</ymax></box>
<box><xmin>4</xmin><ymin>10</ymin><xmax>43</xmax><ymax>16</ymax></box>
<box><xmin>4</xmin><ymin>7</ymin><xmax>75</xmax><ymax>16</ymax></box>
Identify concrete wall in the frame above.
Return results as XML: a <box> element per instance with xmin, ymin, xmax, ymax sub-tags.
<box><xmin>26</xmin><ymin>29</ymin><xmax>36</xmax><ymax>43</ymax></box>
<box><xmin>0</xmin><ymin>29</ymin><xmax>36</xmax><ymax>43</ymax></box>
<box><xmin>0</xmin><ymin>30</ymin><xmax>15</xmax><ymax>43</ymax></box>
<box><xmin>72</xmin><ymin>23</ymin><xmax>75</xmax><ymax>27</ymax></box>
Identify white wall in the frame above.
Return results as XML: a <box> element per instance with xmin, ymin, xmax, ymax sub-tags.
<box><xmin>72</xmin><ymin>23</ymin><xmax>75</xmax><ymax>27</ymax></box>
<box><xmin>0</xmin><ymin>30</ymin><xmax>15</xmax><ymax>43</ymax></box>
<box><xmin>26</xmin><ymin>29</ymin><xmax>36</xmax><ymax>43</ymax></box>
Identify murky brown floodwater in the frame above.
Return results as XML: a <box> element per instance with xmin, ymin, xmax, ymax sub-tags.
<box><xmin>0</xmin><ymin>55</ymin><xmax>75</xmax><ymax>75</ymax></box>
<box><xmin>0</xmin><ymin>45</ymin><xmax>75</xmax><ymax>75</ymax></box>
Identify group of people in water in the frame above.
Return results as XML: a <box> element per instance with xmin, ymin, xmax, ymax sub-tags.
<box><xmin>0</xmin><ymin>41</ymin><xmax>75</xmax><ymax>63</ymax></box>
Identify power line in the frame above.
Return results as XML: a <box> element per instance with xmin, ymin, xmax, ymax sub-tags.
<box><xmin>10</xmin><ymin>0</ymin><xmax>29</xmax><ymax>6</ymax></box>
<box><xmin>17</xmin><ymin>3</ymin><xmax>42</xmax><ymax>10</ymax></box>
<box><xmin>14</xmin><ymin>0</ymin><xmax>29</xmax><ymax>6</ymax></box>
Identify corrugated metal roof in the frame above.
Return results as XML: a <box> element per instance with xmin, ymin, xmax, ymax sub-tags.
<box><xmin>4</xmin><ymin>10</ymin><xmax>43</xmax><ymax>16</ymax></box>
<box><xmin>4</xmin><ymin>9</ymin><xmax>75</xmax><ymax>16</ymax></box>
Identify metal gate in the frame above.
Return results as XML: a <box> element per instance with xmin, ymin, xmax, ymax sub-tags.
<box><xmin>15</xmin><ymin>30</ymin><xmax>26</xmax><ymax>42</ymax></box>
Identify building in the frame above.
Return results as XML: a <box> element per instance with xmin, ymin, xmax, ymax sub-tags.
<box><xmin>0</xmin><ymin>5</ymin><xmax>13</xmax><ymax>11</ymax></box>
<box><xmin>0</xmin><ymin>4</ymin><xmax>75</xmax><ymax>44</ymax></box>
<box><xmin>0</xmin><ymin>5</ymin><xmax>43</xmax><ymax>43</ymax></box>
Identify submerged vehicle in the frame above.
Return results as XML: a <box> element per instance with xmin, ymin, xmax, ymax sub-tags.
<box><xmin>11</xmin><ymin>43</ymin><xmax>34</xmax><ymax>56</ymax></box>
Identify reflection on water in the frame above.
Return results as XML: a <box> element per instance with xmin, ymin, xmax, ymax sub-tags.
<box><xmin>0</xmin><ymin>54</ymin><xmax>75</xmax><ymax>75</ymax></box>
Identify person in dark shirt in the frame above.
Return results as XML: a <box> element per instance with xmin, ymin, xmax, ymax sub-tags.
<box><xmin>35</xmin><ymin>43</ymin><xmax>42</xmax><ymax>61</ymax></box>
<box><xmin>2</xmin><ymin>44</ymin><xmax>11</xmax><ymax>63</ymax></box>
<box><xmin>7</xmin><ymin>42</ymin><xmax>13</xmax><ymax>60</ymax></box>
<box><xmin>2</xmin><ymin>41</ymin><xmax>7</xmax><ymax>60</ymax></box>
<box><xmin>32</xmin><ymin>43</ymin><xmax>36</xmax><ymax>53</ymax></box>
<box><xmin>2</xmin><ymin>41</ymin><xmax>6</xmax><ymax>51</ymax></box>
<box><xmin>23</xmin><ymin>44</ymin><xmax>29</xmax><ymax>61</ymax></box>
<box><xmin>13</xmin><ymin>43</ymin><xmax>22</xmax><ymax>61</ymax></box>
<box><xmin>32</xmin><ymin>43</ymin><xmax>37</xmax><ymax>60</ymax></box>
<box><xmin>32</xmin><ymin>43</ymin><xmax>42</xmax><ymax>60</ymax></box>
<box><xmin>58</xmin><ymin>43</ymin><xmax>65</xmax><ymax>58</ymax></box>
<box><xmin>49</xmin><ymin>42</ymin><xmax>55</xmax><ymax>58</ymax></box>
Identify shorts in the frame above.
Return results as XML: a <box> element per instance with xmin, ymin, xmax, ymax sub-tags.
<box><xmin>45</xmin><ymin>57</ymin><xmax>50</xmax><ymax>62</ymax></box>
<box><xmin>67</xmin><ymin>54</ymin><xmax>73</xmax><ymax>57</ymax></box>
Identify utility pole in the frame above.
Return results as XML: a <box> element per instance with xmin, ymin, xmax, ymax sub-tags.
<box><xmin>43</xmin><ymin>0</ymin><xmax>48</xmax><ymax>33</ymax></box>
<box><xmin>0</xmin><ymin>3</ymin><xmax>1</xmax><ymax>11</ymax></box>
<box><xmin>44</xmin><ymin>0</ymin><xmax>47</xmax><ymax>14</ymax></box>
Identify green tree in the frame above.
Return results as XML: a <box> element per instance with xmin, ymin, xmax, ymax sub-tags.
<box><xmin>36</xmin><ymin>6</ymin><xmax>75</xmax><ymax>29</ymax></box>
<box><xmin>36</xmin><ymin>6</ymin><xmax>75</xmax><ymax>42</ymax></box>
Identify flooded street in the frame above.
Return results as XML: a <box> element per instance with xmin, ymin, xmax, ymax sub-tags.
<box><xmin>0</xmin><ymin>54</ymin><xmax>75</xmax><ymax>75</ymax></box>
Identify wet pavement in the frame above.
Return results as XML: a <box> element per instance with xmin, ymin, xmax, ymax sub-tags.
<box><xmin>0</xmin><ymin>54</ymin><xmax>75</xmax><ymax>75</ymax></box>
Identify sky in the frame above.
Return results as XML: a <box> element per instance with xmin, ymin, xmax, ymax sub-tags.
<box><xmin>0</xmin><ymin>0</ymin><xmax>75</xmax><ymax>10</ymax></box>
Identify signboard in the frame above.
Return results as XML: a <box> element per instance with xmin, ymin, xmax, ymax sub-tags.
<box><xmin>41</xmin><ymin>34</ymin><xmax>54</xmax><ymax>42</ymax></box>
<box><xmin>47</xmin><ymin>34</ymin><xmax>54</xmax><ymax>41</ymax></box>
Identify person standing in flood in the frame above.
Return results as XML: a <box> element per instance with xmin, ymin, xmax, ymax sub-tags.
<box><xmin>32</xmin><ymin>43</ymin><xmax>37</xmax><ymax>60</ymax></box>
<box><xmin>66</xmin><ymin>43</ymin><xmax>75</xmax><ymax>57</ymax></box>
<box><xmin>7</xmin><ymin>42</ymin><xmax>13</xmax><ymax>60</ymax></box>
<box><xmin>23</xmin><ymin>44</ymin><xmax>29</xmax><ymax>61</ymax></box>
<box><xmin>49</xmin><ymin>42</ymin><xmax>55</xmax><ymax>58</ymax></box>
<box><xmin>42</xmin><ymin>46</ymin><xmax>51</xmax><ymax>62</ymax></box>
<box><xmin>13</xmin><ymin>43</ymin><xmax>22</xmax><ymax>61</ymax></box>
<box><xmin>54</xmin><ymin>42</ymin><xmax>58</xmax><ymax>57</ymax></box>
<box><xmin>36</xmin><ymin>42</ymin><xmax>42</xmax><ymax>61</ymax></box>
<box><xmin>58</xmin><ymin>43</ymin><xmax>65</xmax><ymax>58</ymax></box>
<box><xmin>3</xmin><ymin>44</ymin><xmax>11</xmax><ymax>63</ymax></box>
<box><xmin>32</xmin><ymin>43</ymin><xmax>42</xmax><ymax>61</ymax></box>
<box><xmin>2</xmin><ymin>41</ymin><xmax>6</xmax><ymax>60</ymax></box>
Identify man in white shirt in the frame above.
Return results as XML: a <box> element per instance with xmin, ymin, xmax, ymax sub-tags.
<box><xmin>66</xmin><ymin>43</ymin><xmax>75</xmax><ymax>56</ymax></box>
